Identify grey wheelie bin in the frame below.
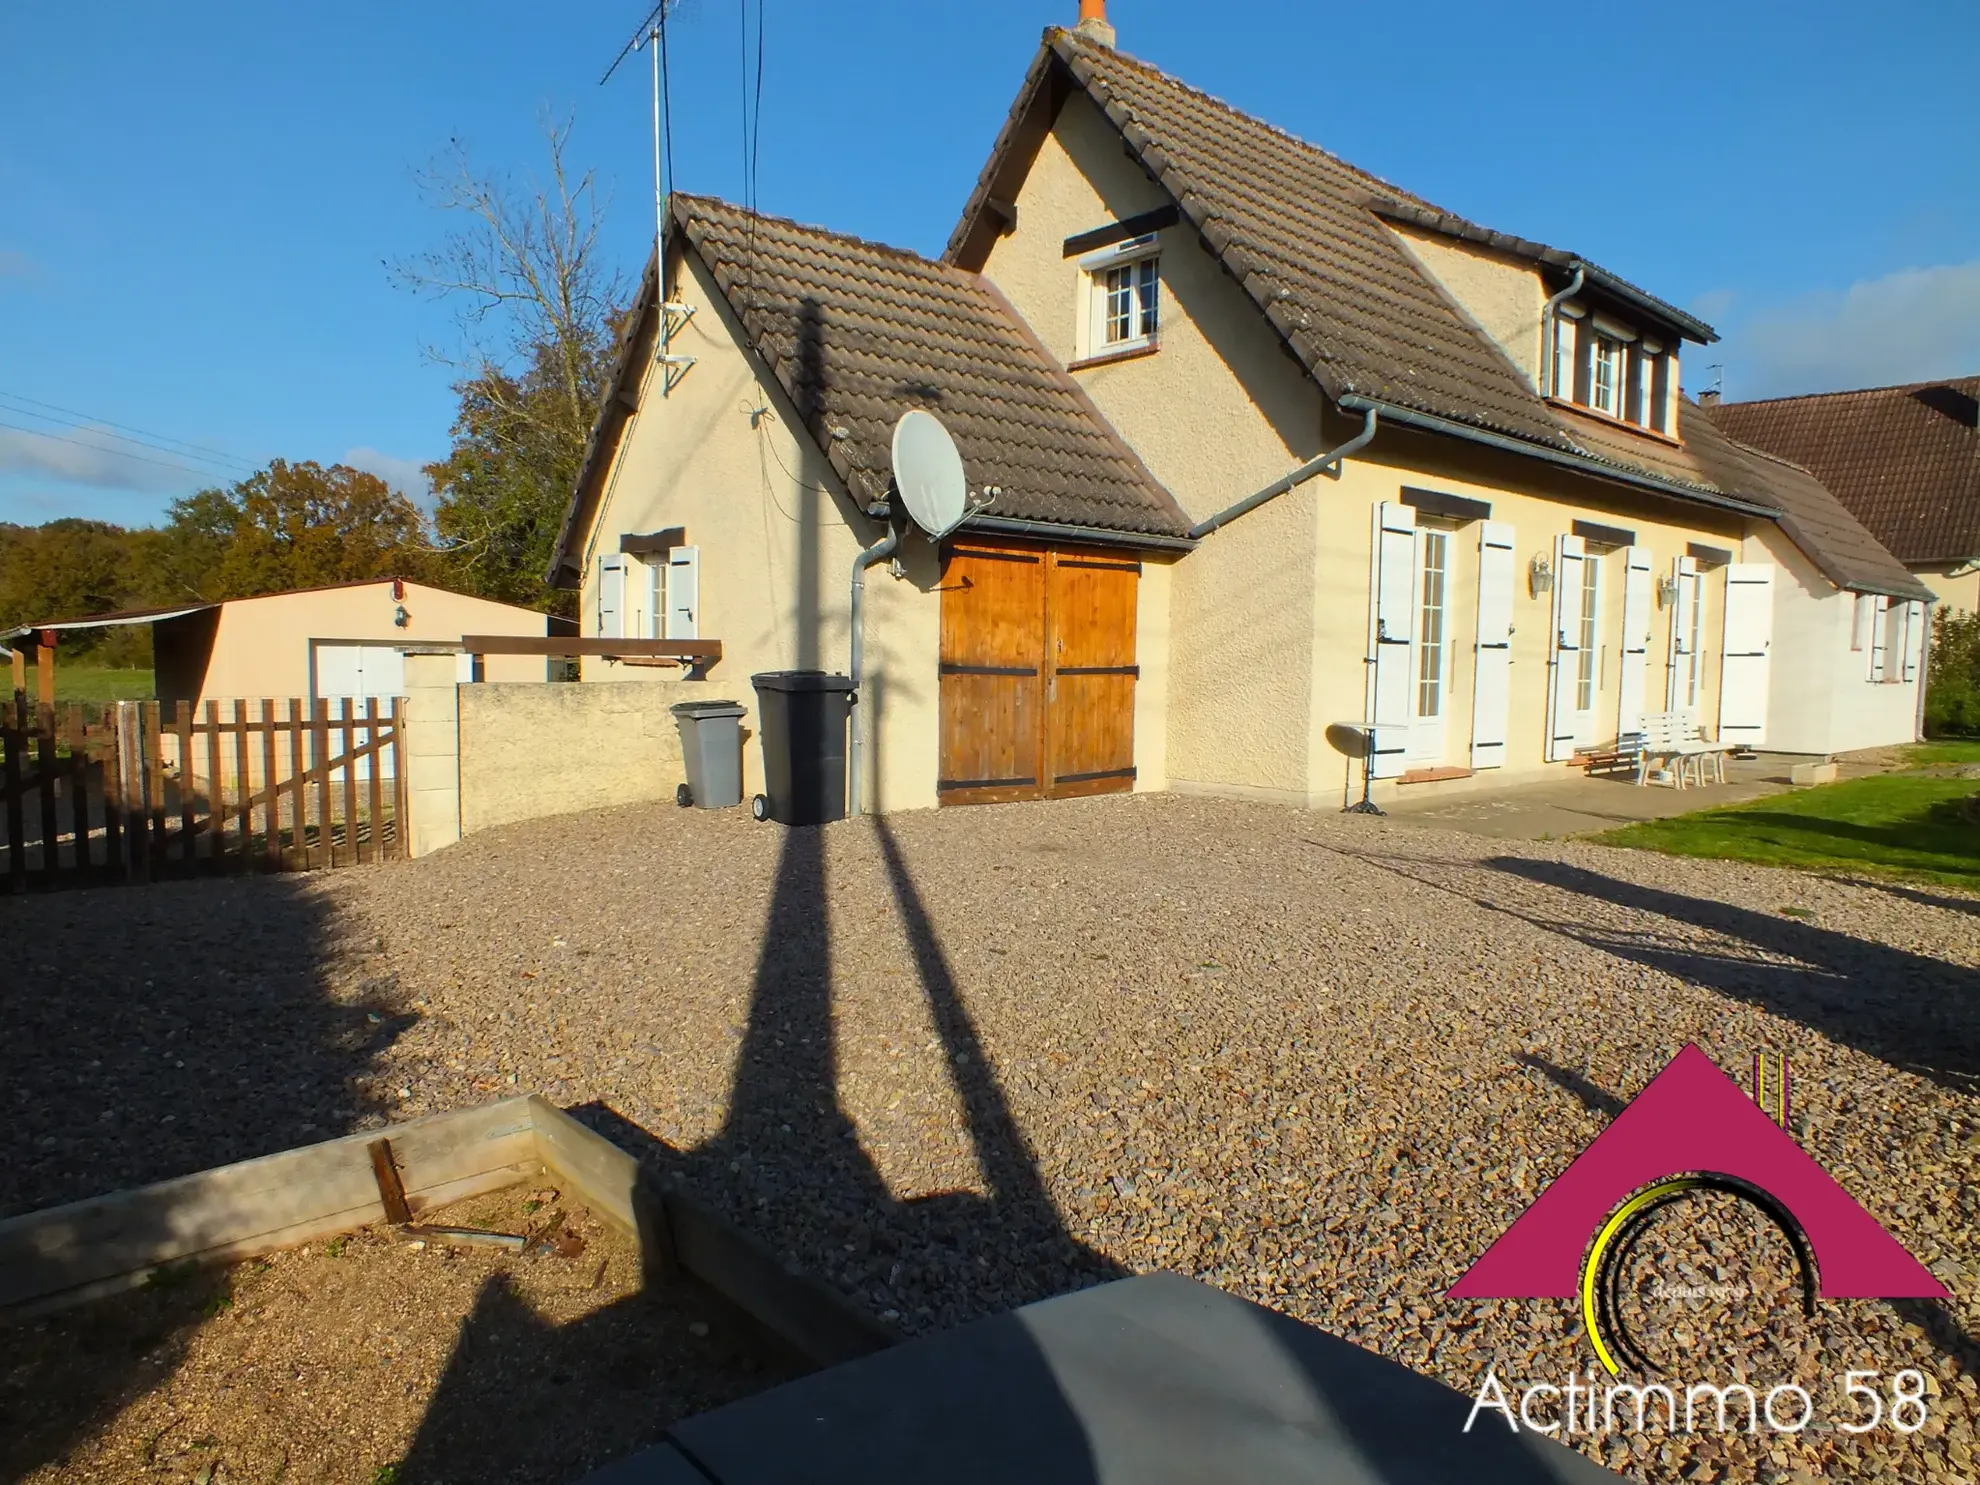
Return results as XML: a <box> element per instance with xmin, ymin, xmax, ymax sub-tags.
<box><xmin>670</xmin><ymin>700</ymin><xmax>746</xmax><ymax>809</ymax></box>
<box><xmin>749</xmin><ymin>671</ymin><xmax>854</xmax><ymax>825</ymax></box>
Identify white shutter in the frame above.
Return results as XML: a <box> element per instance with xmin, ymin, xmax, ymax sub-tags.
<box><xmin>598</xmin><ymin>554</ymin><xmax>625</xmax><ymax>639</ymax></box>
<box><xmin>1617</xmin><ymin>545</ymin><xmax>1653</xmax><ymax>739</ymax></box>
<box><xmin>665</xmin><ymin>546</ymin><xmax>700</xmax><ymax>640</ymax></box>
<box><xmin>1470</xmin><ymin>521</ymin><xmax>1515</xmax><ymax>769</ymax></box>
<box><xmin>1869</xmin><ymin>594</ymin><xmax>1889</xmax><ymax>682</ymax></box>
<box><xmin>1718</xmin><ymin>563</ymin><xmax>1774</xmax><ymax>747</ymax></box>
<box><xmin>1900</xmin><ymin>601</ymin><xmax>1921</xmax><ymax>683</ymax></box>
<box><xmin>1546</xmin><ymin>534</ymin><xmax>1585</xmax><ymax>762</ymax></box>
<box><xmin>1667</xmin><ymin>555</ymin><xmax>1697</xmax><ymax>709</ymax></box>
<box><xmin>1366</xmin><ymin>501</ymin><xmax>1417</xmax><ymax>778</ymax></box>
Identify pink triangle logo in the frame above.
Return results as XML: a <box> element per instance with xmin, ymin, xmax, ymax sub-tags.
<box><xmin>1450</xmin><ymin>1045</ymin><xmax>1946</xmax><ymax>1372</ymax></box>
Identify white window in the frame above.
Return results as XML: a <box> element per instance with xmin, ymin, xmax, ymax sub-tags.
<box><xmin>1880</xmin><ymin>598</ymin><xmax>1907</xmax><ymax>683</ymax></box>
<box><xmin>1550</xmin><ymin>308</ymin><xmax>1580</xmax><ymax>398</ymax></box>
<box><xmin>1416</xmin><ymin>529</ymin><xmax>1450</xmax><ymax>720</ymax></box>
<box><xmin>1590</xmin><ymin>334</ymin><xmax>1625</xmax><ymax>416</ymax></box>
<box><xmin>1080</xmin><ymin>237</ymin><xmax>1160</xmax><ymax>359</ymax></box>
<box><xmin>1851</xmin><ymin>592</ymin><xmax>1874</xmax><ymax>651</ymax></box>
<box><xmin>1686</xmin><ymin>571</ymin><xmax>1705</xmax><ymax>706</ymax></box>
<box><xmin>1575</xmin><ymin>550</ymin><xmax>1602</xmax><ymax>711</ymax></box>
<box><xmin>1631</xmin><ymin>344</ymin><xmax>1662</xmax><ymax>429</ymax></box>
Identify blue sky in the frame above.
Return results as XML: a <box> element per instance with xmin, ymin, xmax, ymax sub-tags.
<box><xmin>2</xmin><ymin>0</ymin><xmax>1975</xmax><ymax>528</ymax></box>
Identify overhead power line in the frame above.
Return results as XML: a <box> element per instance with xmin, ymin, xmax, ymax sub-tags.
<box><xmin>0</xmin><ymin>388</ymin><xmax>252</xmax><ymax>469</ymax></box>
<box><xmin>0</xmin><ymin>398</ymin><xmax>254</xmax><ymax>478</ymax></box>
<box><xmin>0</xmin><ymin>417</ymin><xmax>213</xmax><ymax>477</ymax></box>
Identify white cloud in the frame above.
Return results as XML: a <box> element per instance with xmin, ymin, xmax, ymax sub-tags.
<box><xmin>341</xmin><ymin>446</ymin><xmax>433</xmax><ymax>499</ymax></box>
<box><xmin>1725</xmin><ymin>260</ymin><xmax>1980</xmax><ymax>399</ymax></box>
<box><xmin>0</xmin><ymin>425</ymin><xmax>191</xmax><ymax>493</ymax></box>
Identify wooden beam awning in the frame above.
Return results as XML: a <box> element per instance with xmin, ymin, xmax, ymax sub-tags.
<box><xmin>460</xmin><ymin>634</ymin><xmax>723</xmax><ymax>664</ymax></box>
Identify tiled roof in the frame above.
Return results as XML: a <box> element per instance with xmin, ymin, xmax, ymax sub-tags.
<box><xmin>1707</xmin><ymin>380</ymin><xmax>1980</xmax><ymax>566</ymax></box>
<box><xmin>551</xmin><ymin>196</ymin><xmax>1189</xmax><ymax>582</ymax></box>
<box><xmin>944</xmin><ymin>28</ymin><xmax>1929</xmax><ymax>600</ymax></box>
<box><xmin>1681</xmin><ymin>406</ymin><xmax>1935</xmax><ymax>601</ymax></box>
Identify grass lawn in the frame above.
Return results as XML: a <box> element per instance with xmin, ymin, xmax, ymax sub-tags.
<box><xmin>1906</xmin><ymin>739</ymin><xmax>1980</xmax><ymax>766</ymax></box>
<box><xmin>1600</xmin><ymin>775</ymin><xmax>1980</xmax><ymax>891</ymax></box>
<box><xmin>14</xmin><ymin>665</ymin><xmax>155</xmax><ymax>708</ymax></box>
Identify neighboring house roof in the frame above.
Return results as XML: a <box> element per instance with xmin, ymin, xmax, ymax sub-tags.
<box><xmin>943</xmin><ymin>27</ymin><xmax>1928</xmax><ymax>601</ymax></box>
<box><xmin>1706</xmin><ymin>379</ymin><xmax>1980</xmax><ymax>568</ymax></box>
<box><xmin>552</xmin><ymin>195</ymin><xmax>1191</xmax><ymax>584</ymax></box>
<box><xmin>4</xmin><ymin>578</ymin><xmax>553</xmax><ymax>642</ymax></box>
<box><xmin>1680</xmin><ymin>406</ymin><xmax>1934</xmax><ymax>602</ymax></box>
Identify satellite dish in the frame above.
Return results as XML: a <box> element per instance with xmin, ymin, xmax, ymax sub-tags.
<box><xmin>891</xmin><ymin>410</ymin><xmax>968</xmax><ymax>539</ymax></box>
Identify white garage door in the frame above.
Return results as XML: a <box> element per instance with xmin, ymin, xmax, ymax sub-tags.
<box><xmin>312</xmin><ymin>644</ymin><xmax>406</xmax><ymax>779</ymax></box>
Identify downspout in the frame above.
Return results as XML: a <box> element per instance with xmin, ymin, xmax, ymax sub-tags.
<box><xmin>847</xmin><ymin>520</ymin><xmax>901</xmax><ymax>818</ymax></box>
<box><xmin>1540</xmin><ymin>266</ymin><xmax>1586</xmax><ymax>399</ymax></box>
<box><xmin>1187</xmin><ymin>407</ymin><xmax>1378</xmax><ymax>539</ymax></box>
<box><xmin>1915</xmin><ymin>599</ymin><xmax>1935</xmax><ymax>742</ymax></box>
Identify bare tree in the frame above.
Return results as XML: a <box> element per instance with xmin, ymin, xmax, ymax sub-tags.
<box><xmin>393</xmin><ymin>113</ymin><xmax>629</xmax><ymax>611</ymax></box>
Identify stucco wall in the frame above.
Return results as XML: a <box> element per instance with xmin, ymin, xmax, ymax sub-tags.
<box><xmin>1388</xmin><ymin>227</ymin><xmax>1547</xmax><ymax>390</ymax></box>
<box><xmin>576</xmin><ymin>247</ymin><xmax>941</xmax><ymax>813</ymax></box>
<box><xmin>457</xmin><ymin>677</ymin><xmax>727</xmax><ymax>834</ymax></box>
<box><xmin>1746</xmin><ymin>526</ymin><xmax>1923</xmax><ymax>754</ymax></box>
<box><xmin>1916</xmin><ymin>564</ymin><xmax>1980</xmax><ymax>614</ymax></box>
<box><xmin>981</xmin><ymin>89</ymin><xmax>1330</xmax><ymax>799</ymax></box>
<box><xmin>184</xmin><ymin>581</ymin><xmax>550</xmax><ymax>705</ymax></box>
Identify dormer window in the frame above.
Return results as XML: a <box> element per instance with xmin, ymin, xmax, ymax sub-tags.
<box><xmin>1075</xmin><ymin>235</ymin><xmax>1161</xmax><ymax>364</ymax></box>
<box><xmin>1549</xmin><ymin>302</ymin><xmax>1671</xmax><ymax>434</ymax></box>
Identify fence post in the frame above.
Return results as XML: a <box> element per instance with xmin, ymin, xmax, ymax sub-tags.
<box><xmin>114</xmin><ymin>700</ymin><xmax>149</xmax><ymax>884</ymax></box>
<box><xmin>402</xmin><ymin>652</ymin><xmax>461</xmax><ymax>858</ymax></box>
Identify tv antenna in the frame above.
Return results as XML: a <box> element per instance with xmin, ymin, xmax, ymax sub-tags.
<box><xmin>602</xmin><ymin>1</ymin><xmax>694</xmax><ymax>392</ymax></box>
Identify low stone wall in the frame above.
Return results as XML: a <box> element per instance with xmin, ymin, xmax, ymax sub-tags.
<box><xmin>401</xmin><ymin>652</ymin><xmax>734</xmax><ymax>854</ymax></box>
<box><xmin>458</xmin><ymin>678</ymin><xmax>717</xmax><ymax>835</ymax></box>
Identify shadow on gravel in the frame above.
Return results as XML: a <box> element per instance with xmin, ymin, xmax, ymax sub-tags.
<box><xmin>1863</xmin><ymin>879</ymin><xmax>1980</xmax><ymax>918</ymax></box>
<box><xmin>0</xmin><ymin>875</ymin><xmax>416</xmax><ymax>1482</ymax></box>
<box><xmin>1514</xmin><ymin>1054</ymin><xmax>1626</xmax><ymax>1119</ymax></box>
<box><xmin>1483</xmin><ymin>857</ymin><xmax>1980</xmax><ymax>1094</ymax></box>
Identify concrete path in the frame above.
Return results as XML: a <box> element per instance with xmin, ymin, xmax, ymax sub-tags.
<box><xmin>1381</xmin><ymin>753</ymin><xmax>1847</xmax><ymax>841</ymax></box>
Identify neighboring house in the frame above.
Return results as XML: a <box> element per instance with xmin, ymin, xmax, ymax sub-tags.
<box><xmin>7</xmin><ymin>579</ymin><xmax>559</xmax><ymax>710</ymax></box>
<box><xmin>1705</xmin><ymin>379</ymin><xmax>1980</xmax><ymax>614</ymax></box>
<box><xmin>555</xmin><ymin>7</ymin><xmax>1933</xmax><ymax>810</ymax></box>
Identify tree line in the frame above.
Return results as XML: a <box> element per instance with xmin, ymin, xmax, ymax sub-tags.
<box><xmin>3</xmin><ymin>117</ymin><xmax>618</xmax><ymax>669</ymax></box>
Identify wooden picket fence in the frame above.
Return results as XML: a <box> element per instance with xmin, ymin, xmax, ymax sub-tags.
<box><xmin>1</xmin><ymin>696</ymin><xmax>407</xmax><ymax>894</ymax></box>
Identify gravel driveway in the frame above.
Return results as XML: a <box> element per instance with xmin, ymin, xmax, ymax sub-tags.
<box><xmin>7</xmin><ymin>793</ymin><xmax>1976</xmax><ymax>1482</ymax></box>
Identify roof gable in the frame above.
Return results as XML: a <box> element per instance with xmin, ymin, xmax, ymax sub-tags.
<box><xmin>553</xmin><ymin>194</ymin><xmax>1189</xmax><ymax>581</ymax></box>
<box><xmin>1709</xmin><ymin>379</ymin><xmax>1980</xmax><ymax>566</ymax></box>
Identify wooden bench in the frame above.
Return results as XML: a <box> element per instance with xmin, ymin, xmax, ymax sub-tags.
<box><xmin>1627</xmin><ymin>709</ymin><xmax>1730</xmax><ymax>788</ymax></box>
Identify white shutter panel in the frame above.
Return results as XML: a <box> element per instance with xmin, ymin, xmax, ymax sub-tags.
<box><xmin>1901</xmin><ymin>602</ymin><xmax>1921</xmax><ymax>683</ymax></box>
<box><xmin>598</xmin><ymin>555</ymin><xmax>625</xmax><ymax>639</ymax></box>
<box><xmin>1366</xmin><ymin>502</ymin><xmax>1417</xmax><ymax>778</ymax></box>
<box><xmin>1666</xmin><ymin>555</ymin><xmax>1697</xmax><ymax>709</ymax></box>
<box><xmin>1869</xmin><ymin>594</ymin><xmax>1889</xmax><ymax>682</ymax></box>
<box><xmin>1718</xmin><ymin>563</ymin><xmax>1774</xmax><ymax>747</ymax></box>
<box><xmin>1616</xmin><ymin>545</ymin><xmax>1653</xmax><ymax>739</ymax></box>
<box><xmin>665</xmin><ymin>546</ymin><xmax>700</xmax><ymax>640</ymax></box>
<box><xmin>1546</xmin><ymin>534</ymin><xmax>1585</xmax><ymax>761</ymax></box>
<box><xmin>1470</xmin><ymin>521</ymin><xmax>1515</xmax><ymax>769</ymax></box>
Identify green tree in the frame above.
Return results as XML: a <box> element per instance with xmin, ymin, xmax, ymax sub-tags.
<box><xmin>1927</xmin><ymin>606</ymin><xmax>1980</xmax><ymax>737</ymax></box>
<box><xmin>396</xmin><ymin>114</ymin><xmax>625</xmax><ymax>616</ymax></box>
<box><xmin>207</xmin><ymin>460</ymin><xmax>430</xmax><ymax>597</ymax></box>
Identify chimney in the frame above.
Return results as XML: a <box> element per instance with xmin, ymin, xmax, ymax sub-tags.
<box><xmin>1699</xmin><ymin>389</ymin><xmax>1721</xmax><ymax>408</ymax></box>
<box><xmin>1074</xmin><ymin>0</ymin><xmax>1115</xmax><ymax>47</ymax></box>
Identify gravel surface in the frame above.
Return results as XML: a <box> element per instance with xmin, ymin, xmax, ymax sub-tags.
<box><xmin>7</xmin><ymin>792</ymin><xmax>1976</xmax><ymax>1482</ymax></box>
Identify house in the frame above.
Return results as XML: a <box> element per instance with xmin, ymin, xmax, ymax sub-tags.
<box><xmin>554</xmin><ymin>5</ymin><xmax>1933</xmax><ymax>811</ymax></box>
<box><xmin>550</xmin><ymin>196</ymin><xmax>1191</xmax><ymax>812</ymax></box>
<box><xmin>6</xmin><ymin>578</ymin><xmax>561</xmax><ymax>711</ymax></box>
<box><xmin>1704</xmin><ymin>379</ymin><xmax>1980</xmax><ymax>614</ymax></box>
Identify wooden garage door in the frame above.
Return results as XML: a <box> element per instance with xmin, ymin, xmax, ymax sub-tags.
<box><xmin>938</xmin><ymin>541</ymin><xmax>1139</xmax><ymax>805</ymax></box>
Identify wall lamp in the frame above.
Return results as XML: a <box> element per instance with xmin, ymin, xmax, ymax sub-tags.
<box><xmin>1655</xmin><ymin>574</ymin><xmax>1681</xmax><ymax>608</ymax></box>
<box><xmin>393</xmin><ymin>604</ymin><xmax>411</xmax><ymax>628</ymax></box>
<box><xmin>1528</xmin><ymin>555</ymin><xmax>1554</xmax><ymax>597</ymax></box>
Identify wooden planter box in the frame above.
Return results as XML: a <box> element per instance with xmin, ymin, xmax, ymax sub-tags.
<box><xmin>0</xmin><ymin>1095</ymin><xmax>891</xmax><ymax>1371</ymax></box>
